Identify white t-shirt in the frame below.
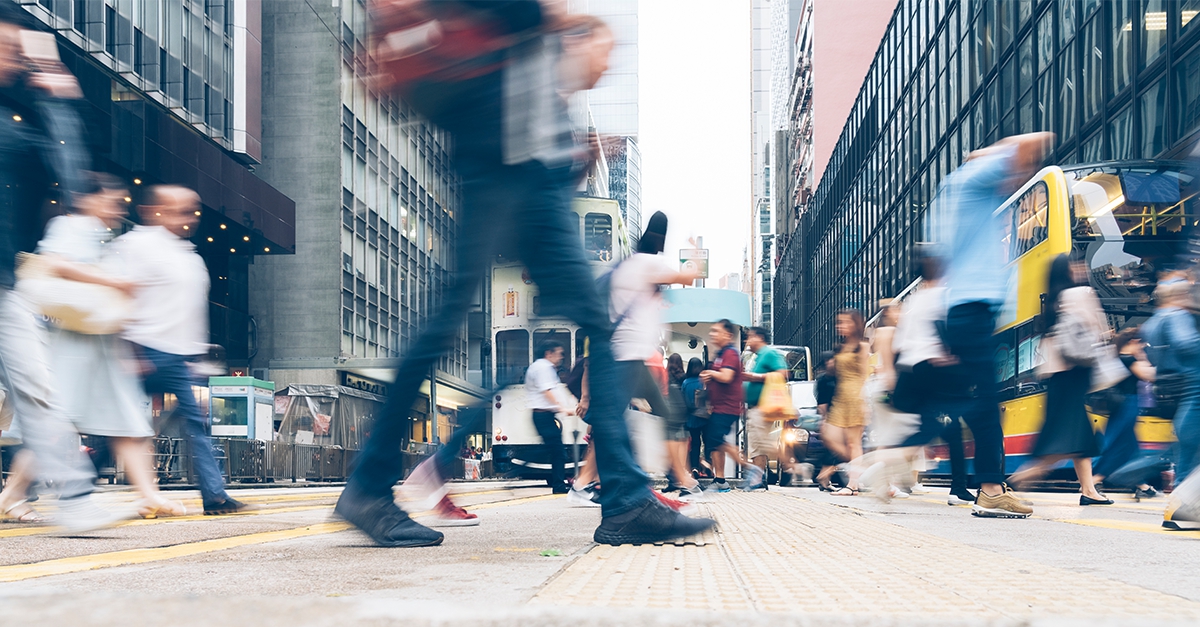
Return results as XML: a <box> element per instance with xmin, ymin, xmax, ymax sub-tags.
<box><xmin>525</xmin><ymin>358</ymin><xmax>561</xmax><ymax>411</ymax></box>
<box><xmin>895</xmin><ymin>285</ymin><xmax>948</xmax><ymax>368</ymax></box>
<box><xmin>610</xmin><ymin>253</ymin><xmax>676</xmax><ymax>362</ymax></box>
<box><xmin>109</xmin><ymin>225</ymin><xmax>211</xmax><ymax>356</ymax></box>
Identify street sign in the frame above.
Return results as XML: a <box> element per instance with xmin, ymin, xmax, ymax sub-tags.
<box><xmin>680</xmin><ymin>248</ymin><xmax>709</xmax><ymax>279</ymax></box>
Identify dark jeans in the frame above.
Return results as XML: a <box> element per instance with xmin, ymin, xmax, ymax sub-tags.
<box><xmin>941</xmin><ymin>302</ymin><xmax>1006</xmax><ymax>485</ymax></box>
<box><xmin>687</xmin><ymin>425</ymin><xmax>705</xmax><ymax>472</ymax></box>
<box><xmin>897</xmin><ymin>360</ymin><xmax>969</xmax><ymax>489</ymax></box>
<box><xmin>1094</xmin><ymin>394</ymin><xmax>1140</xmax><ymax>479</ymax></box>
<box><xmin>532</xmin><ymin>410</ymin><xmax>565</xmax><ymax>488</ymax></box>
<box><xmin>348</xmin><ymin>72</ymin><xmax>652</xmax><ymax>517</ymax></box>
<box><xmin>137</xmin><ymin>346</ymin><xmax>229</xmax><ymax>503</ymax></box>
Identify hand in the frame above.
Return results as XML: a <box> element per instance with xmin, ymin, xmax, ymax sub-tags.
<box><xmin>699</xmin><ymin>370</ymin><xmax>713</xmax><ymax>383</ymax></box>
<box><xmin>576</xmin><ymin>397</ymin><xmax>590</xmax><ymax>419</ymax></box>
<box><xmin>110</xmin><ymin>278</ymin><xmax>139</xmax><ymax>297</ymax></box>
<box><xmin>929</xmin><ymin>355</ymin><xmax>960</xmax><ymax>368</ymax></box>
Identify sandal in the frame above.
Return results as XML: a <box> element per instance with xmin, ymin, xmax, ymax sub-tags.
<box><xmin>2</xmin><ymin>499</ymin><xmax>46</xmax><ymax>524</ymax></box>
<box><xmin>831</xmin><ymin>487</ymin><xmax>859</xmax><ymax>496</ymax></box>
<box><xmin>137</xmin><ymin>497</ymin><xmax>188</xmax><ymax>519</ymax></box>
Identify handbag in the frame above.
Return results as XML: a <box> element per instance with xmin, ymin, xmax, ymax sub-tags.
<box><xmin>1089</xmin><ymin>345</ymin><xmax>1131</xmax><ymax>393</ymax></box>
<box><xmin>757</xmin><ymin>372</ymin><xmax>796</xmax><ymax>420</ymax></box>
<box><xmin>625</xmin><ymin>409</ymin><xmax>667</xmax><ymax>475</ymax></box>
<box><xmin>1152</xmin><ymin>371</ymin><xmax>1189</xmax><ymax>418</ymax></box>
<box><xmin>692</xmin><ymin>387</ymin><xmax>711</xmax><ymax>420</ymax></box>
<box><xmin>1054</xmin><ymin>312</ymin><xmax>1101</xmax><ymax>367</ymax></box>
<box><xmin>14</xmin><ymin>253</ymin><xmax>133</xmax><ymax>335</ymax></box>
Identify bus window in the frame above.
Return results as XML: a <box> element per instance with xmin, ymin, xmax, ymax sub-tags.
<box><xmin>584</xmin><ymin>213</ymin><xmax>613</xmax><ymax>262</ymax></box>
<box><xmin>1013</xmin><ymin>181</ymin><xmax>1049</xmax><ymax>258</ymax></box>
<box><xmin>994</xmin><ymin>328</ymin><xmax>1017</xmax><ymax>398</ymax></box>
<box><xmin>495</xmin><ymin>329</ymin><xmax>530</xmax><ymax>387</ymax></box>
<box><xmin>1015</xmin><ymin>322</ymin><xmax>1045</xmax><ymax>398</ymax></box>
<box><xmin>533</xmin><ymin>328</ymin><xmax>573</xmax><ymax>374</ymax></box>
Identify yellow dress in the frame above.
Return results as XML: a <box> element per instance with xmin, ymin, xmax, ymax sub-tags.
<box><xmin>827</xmin><ymin>350</ymin><xmax>867</xmax><ymax>428</ymax></box>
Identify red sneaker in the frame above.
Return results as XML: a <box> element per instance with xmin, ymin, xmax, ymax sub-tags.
<box><xmin>428</xmin><ymin>495</ymin><xmax>480</xmax><ymax>527</ymax></box>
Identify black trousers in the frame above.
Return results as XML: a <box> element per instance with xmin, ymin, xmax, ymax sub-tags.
<box><xmin>532</xmin><ymin>410</ymin><xmax>565</xmax><ymax>488</ymax></box>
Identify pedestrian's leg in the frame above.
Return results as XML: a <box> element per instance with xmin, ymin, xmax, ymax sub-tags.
<box><xmin>532</xmin><ymin>411</ymin><xmax>566</xmax><ymax>491</ymax></box>
<box><xmin>1072</xmin><ymin>457</ymin><xmax>1104</xmax><ymax>500</ymax></box>
<box><xmin>0</xmin><ymin>447</ymin><xmax>37</xmax><ymax>519</ymax></box>
<box><xmin>945</xmin><ymin>303</ymin><xmax>1007</xmax><ymax>494</ymax></box>
<box><xmin>110</xmin><ymin>437</ymin><xmax>158</xmax><ymax>502</ymax></box>
<box><xmin>943</xmin><ymin>417</ymin><xmax>969</xmax><ymax>491</ymax></box>
<box><xmin>1174</xmin><ymin>395</ymin><xmax>1200</xmax><ymax>483</ymax></box>
<box><xmin>0</xmin><ymin>293</ymin><xmax>95</xmax><ymax>500</ymax></box>
<box><xmin>1094</xmin><ymin>395</ymin><xmax>1140</xmax><ymax>481</ymax></box>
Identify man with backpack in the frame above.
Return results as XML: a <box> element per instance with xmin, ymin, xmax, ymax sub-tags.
<box><xmin>337</xmin><ymin>1</ymin><xmax>714</xmax><ymax>547</ymax></box>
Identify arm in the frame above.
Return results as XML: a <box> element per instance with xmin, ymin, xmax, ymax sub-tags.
<box><xmin>1167</xmin><ymin>312</ymin><xmax>1200</xmax><ymax>362</ymax></box>
<box><xmin>577</xmin><ymin>361</ymin><xmax>590</xmax><ymax>418</ymax></box>
<box><xmin>707</xmin><ymin>367</ymin><xmax>736</xmax><ymax>384</ymax></box>
<box><xmin>44</xmin><ymin>255</ymin><xmax>136</xmax><ymax>295</ymax></box>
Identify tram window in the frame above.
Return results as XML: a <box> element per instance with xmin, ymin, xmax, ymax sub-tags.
<box><xmin>495</xmin><ymin>330</ymin><xmax>530</xmax><ymax>387</ymax></box>
<box><xmin>1013</xmin><ymin>182</ymin><xmax>1048</xmax><ymax>258</ymax></box>
<box><xmin>533</xmin><ymin>328</ymin><xmax>573</xmax><ymax>373</ymax></box>
<box><xmin>584</xmin><ymin>213</ymin><xmax>613</xmax><ymax>262</ymax></box>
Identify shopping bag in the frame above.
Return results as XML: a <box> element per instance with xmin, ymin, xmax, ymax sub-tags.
<box><xmin>757</xmin><ymin>372</ymin><xmax>797</xmax><ymax>420</ymax></box>
<box><xmin>14</xmin><ymin>253</ymin><xmax>132</xmax><ymax>335</ymax></box>
<box><xmin>1089</xmin><ymin>344</ymin><xmax>1130</xmax><ymax>393</ymax></box>
<box><xmin>625</xmin><ymin>409</ymin><xmax>667</xmax><ymax>475</ymax></box>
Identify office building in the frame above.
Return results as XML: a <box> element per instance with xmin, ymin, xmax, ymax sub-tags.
<box><xmin>250</xmin><ymin>0</ymin><xmax>487</xmax><ymax>444</ymax></box>
<box><xmin>587</xmin><ymin>0</ymin><xmax>640</xmax><ymax>241</ymax></box>
<box><xmin>17</xmin><ymin>0</ymin><xmax>296</xmax><ymax>370</ymax></box>
<box><xmin>776</xmin><ymin>0</ymin><xmax>1200</xmax><ymax>353</ymax></box>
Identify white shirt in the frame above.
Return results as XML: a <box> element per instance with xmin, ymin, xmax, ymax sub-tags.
<box><xmin>894</xmin><ymin>285</ymin><xmax>948</xmax><ymax>368</ymax></box>
<box><xmin>525</xmin><ymin>358</ymin><xmax>561</xmax><ymax>411</ymax></box>
<box><xmin>110</xmin><ymin>225</ymin><xmax>210</xmax><ymax>356</ymax></box>
<box><xmin>610</xmin><ymin>253</ymin><xmax>676</xmax><ymax>362</ymax></box>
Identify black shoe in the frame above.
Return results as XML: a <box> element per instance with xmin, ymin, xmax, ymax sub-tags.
<box><xmin>593</xmin><ymin>497</ymin><xmax>716</xmax><ymax>546</ymax></box>
<box><xmin>661</xmin><ymin>484</ymin><xmax>683</xmax><ymax>493</ymax></box>
<box><xmin>948</xmin><ymin>487</ymin><xmax>977</xmax><ymax>506</ymax></box>
<box><xmin>552</xmin><ymin>486</ymin><xmax>570</xmax><ymax>495</ymax></box>
<box><xmin>1134</xmin><ymin>486</ymin><xmax>1159</xmax><ymax>501</ymax></box>
<box><xmin>203</xmin><ymin>497</ymin><xmax>256</xmax><ymax>516</ymax></box>
<box><xmin>335</xmin><ymin>485</ymin><xmax>444</xmax><ymax>548</ymax></box>
<box><xmin>1080</xmin><ymin>494</ymin><xmax>1114</xmax><ymax>506</ymax></box>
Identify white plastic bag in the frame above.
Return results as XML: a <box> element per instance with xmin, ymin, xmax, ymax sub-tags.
<box><xmin>625</xmin><ymin>409</ymin><xmax>667</xmax><ymax>475</ymax></box>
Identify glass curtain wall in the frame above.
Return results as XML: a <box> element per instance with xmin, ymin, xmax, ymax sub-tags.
<box><xmin>775</xmin><ymin>0</ymin><xmax>1200</xmax><ymax>353</ymax></box>
<box><xmin>336</xmin><ymin>0</ymin><xmax>467</xmax><ymax>379</ymax></box>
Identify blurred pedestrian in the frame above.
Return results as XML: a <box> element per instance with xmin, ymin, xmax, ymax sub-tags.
<box><xmin>681</xmin><ymin>357</ymin><xmax>709</xmax><ymax>477</ymax></box>
<box><xmin>1008</xmin><ymin>255</ymin><xmax>1112</xmax><ymax>505</ymax></box>
<box><xmin>1141</xmin><ymin>277</ymin><xmax>1200</xmax><ymax>487</ymax></box>
<box><xmin>112</xmin><ymin>185</ymin><xmax>250</xmax><ymax>516</ymax></box>
<box><xmin>825</xmin><ymin>309</ymin><xmax>869</xmax><ymax>496</ymax></box>
<box><xmin>1092</xmin><ymin>328</ymin><xmax>1158</xmax><ymax>500</ymax></box>
<box><xmin>0</xmin><ymin>7</ymin><xmax>129</xmax><ymax>533</ymax></box>
<box><xmin>38</xmin><ymin>174</ymin><xmax>185</xmax><ymax>518</ymax></box>
<box><xmin>526</xmin><ymin>339</ymin><xmax>571</xmax><ymax>495</ymax></box>
<box><xmin>938</xmin><ymin>132</ymin><xmax>1052</xmax><ymax>518</ymax></box>
<box><xmin>813</xmin><ymin>350</ymin><xmax>839</xmax><ymax>490</ymax></box>
<box><xmin>345</xmin><ymin>4</ymin><xmax>713</xmax><ymax>546</ymax></box>
<box><xmin>701</xmin><ymin>319</ymin><xmax>760</xmax><ymax>492</ymax></box>
<box><xmin>741</xmin><ymin>326</ymin><xmax>787</xmax><ymax>491</ymax></box>
<box><xmin>608</xmin><ymin>212</ymin><xmax>700</xmax><ymax>498</ymax></box>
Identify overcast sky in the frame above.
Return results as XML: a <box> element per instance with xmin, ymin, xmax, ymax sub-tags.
<box><xmin>639</xmin><ymin>1</ymin><xmax>752</xmax><ymax>281</ymax></box>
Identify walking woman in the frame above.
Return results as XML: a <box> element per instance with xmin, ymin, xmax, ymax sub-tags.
<box><xmin>38</xmin><ymin>174</ymin><xmax>185</xmax><ymax>518</ymax></box>
<box><xmin>1092</xmin><ymin>328</ymin><xmax>1157</xmax><ymax>499</ymax></box>
<box><xmin>819</xmin><ymin>309</ymin><xmax>871</xmax><ymax>496</ymax></box>
<box><xmin>1009</xmin><ymin>255</ymin><xmax>1112</xmax><ymax>505</ymax></box>
<box><xmin>681</xmin><ymin>357</ymin><xmax>710</xmax><ymax>477</ymax></box>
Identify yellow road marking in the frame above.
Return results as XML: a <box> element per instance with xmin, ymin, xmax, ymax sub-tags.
<box><xmin>1058</xmin><ymin>518</ymin><xmax>1200</xmax><ymax>538</ymax></box>
<box><xmin>0</xmin><ymin>522</ymin><xmax>351</xmax><ymax>583</ymax></box>
<box><xmin>0</xmin><ymin>492</ymin><xmax>565</xmax><ymax>583</ymax></box>
<box><xmin>0</xmin><ymin>486</ymin><xmax>543</xmax><ymax>540</ymax></box>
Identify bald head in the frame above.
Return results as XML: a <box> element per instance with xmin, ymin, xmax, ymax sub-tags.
<box><xmin>140</xmin><ymin>185</ymin><xmax>200</xmax><ymax>238</ymax></box>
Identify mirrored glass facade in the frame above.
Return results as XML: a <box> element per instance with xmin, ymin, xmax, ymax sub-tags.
<box><xmin>775</xmin><ymin>0</ymin><xmax>1200</xmax><ymax>354</ymax></box>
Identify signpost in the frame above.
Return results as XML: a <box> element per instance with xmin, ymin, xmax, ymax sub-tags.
<box><xmin>680</xmin><ymin>248</ymin><xmax>710</xmax><ymax>281</ymax></box>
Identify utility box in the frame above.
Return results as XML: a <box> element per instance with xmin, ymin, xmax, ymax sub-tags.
<box><xmin>209</xmin><ymin>377</ymin><xmax>276</xmax><ymax>441</ymax></box>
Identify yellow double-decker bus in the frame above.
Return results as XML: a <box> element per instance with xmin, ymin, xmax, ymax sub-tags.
<box><xmin>982</xmin><ymin>160</ymin><xmax>1200</xmax><ymax>473</ymax></box>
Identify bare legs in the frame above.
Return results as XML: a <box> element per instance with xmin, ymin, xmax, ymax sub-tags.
<box><xmin>669</xmin><ymin>440</ymin><xmax>699</xmax><ymax>490</ymax></box>
<box><xmin>1008</xmin><ymin>454</ymin><xmax>1105</xmax><ymax>500</ymax></box>
<box><xmin>819</xmin><ymin>424</ymin><xmax>864</xmax><ymax>491</ymax></box>
<box><xmin>109</xmin><ymin>437</ymin><xmax>185</xmax><ymax>516</ymax></box>
<box><xmin>0</xmin><ymin>448</ymin><xmax>38</xmax><ymax>520</ymax></box>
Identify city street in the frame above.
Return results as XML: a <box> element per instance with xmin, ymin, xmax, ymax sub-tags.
<box><xmin>3</xmin><ymin>481</ymin><xmax>1199</xmax><ymax>626</ymax></box>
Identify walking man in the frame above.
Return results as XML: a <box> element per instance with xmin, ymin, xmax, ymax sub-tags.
<box><xmin>741</xmin><ymin>327</ymin><xmax>788</xmax><ymax>491</ymax></box>
<box><xmin>938</xmin><ymin>132</ymin><xmax>1052</xmax><ymax>518</ymax></box>
<box><xmin>337</xmin><ymin>6</ymin><xmax>713</xmax><ymax>547</ymax></box>
<box><xmin>701</xmin><ymin>320</ymin><xmax>761</xmax><ymax>492</ymax></box>
<box><xmin>113</xmin><ymin>186</ymin><xmax>250</xmax><ymax>516</ymax></box>
<box><xmin>526</xmin><ymin>340</ymin><xmax>570</xmax><ymax>494</ymax></box>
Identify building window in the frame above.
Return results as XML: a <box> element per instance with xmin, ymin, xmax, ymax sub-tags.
<box><xmin>1111</xmin><ymin>0</ymin><xmax>1133</xmax><ymax>95</ymax></box>
<box><xmin>1143</xmin><ymin>0</ymin><xmax>1168</xmax><ymax>65</ymax></box>
<box><xmin>1140</xmin><ymin>79</ymin><xmax>1167</xmax><ymax>158</ymax></box>
<box><xmin>1177</xmin><ymin>45</ymin><xmax>1200</xmax><ymax>141</ymax></box>
<box><xmin>1110</xmin><ymin>104</ymin><xmax>1135</xmax><ymax>160</ymax></box>
<box><xmin>1058</xmin><ymin>52</ymin><xmax>1076</xmax><ymax>142</ymax></box>
<box><xmin>1080</xmin><ymin>17</ymin><xmax>1102</xmax><ymax>122</ymax></box>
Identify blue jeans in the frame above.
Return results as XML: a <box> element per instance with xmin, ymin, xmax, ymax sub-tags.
<box><xmin>348</xmin><ymin>73</ymin><xmax>652</xmax><ymax>517</ymax></box>
<box><xmin>138</xmin><ymin>346</ymin><xmax>229</xmax><ymax>503</ymax></box>
<box><xmin>1174</xmin><ymin>391</ymin><xmax>1200</xmax><ymax>483</ymax></box>
<box><xmin>1094</xmin><ymin>394</ymin><xmax>1141</xmax><ymax>479</ymax></box>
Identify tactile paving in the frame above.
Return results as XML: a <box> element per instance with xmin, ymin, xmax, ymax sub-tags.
<box><xmin>529</xmin><ymin>491</ymin><xmax>1200</xmax><ymax>618</ymax></box>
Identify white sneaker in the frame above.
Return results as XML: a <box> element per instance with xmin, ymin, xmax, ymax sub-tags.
<box><xmin>678</xmin><ymin>484</ymin><xmax>708</xmax><ymax>502</ymax></box>
<box><xmin>566</xmin><ymin>487</ymin><xmax>601</xmax><ymax>508</ymax></box>
<box><xmin>54</xmin><ymin>496</ymin><xmax>135</xmax><ymax>535</ymax></box>
<box><xmin>909</xmin><ymin>483</ymin><xmax>930</xmax><ymax>494</ymax></box>
<box><xmin>889</xmin><ymin>486</ymin><xmax>910</xmax><ymax>499</ymax></box>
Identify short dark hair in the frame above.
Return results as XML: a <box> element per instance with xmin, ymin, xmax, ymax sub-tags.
<box><xmin>685</xmin><ymin>357</ymin><xmax>703</xmax><ymax>378</ymax></box>
<box><xmin>747</xmin><ymin>326</ymin><xmax>770</xmax><ymax>343</ymax></box>
<box><xmin>714</xmin><ymin>319</ymin><xmax>734</xmax><ymax>334</ymax></box>
<box><xmin>537</xmin><ymin>340</ymin><xmax>564</xmax><ymax>358</ymax></box>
